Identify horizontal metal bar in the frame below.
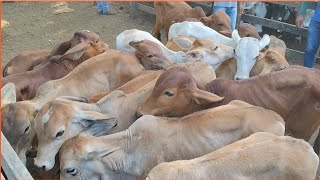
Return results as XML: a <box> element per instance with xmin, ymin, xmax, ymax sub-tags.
<box><xmin>136</xmin><ymin>3</ymin><xmax>155</xmax><ymax>15</ymax></box>
<box><xmin>241</xmin><ymin>14</ymin><xmax>308</xmax><ymax>37</ymax></box>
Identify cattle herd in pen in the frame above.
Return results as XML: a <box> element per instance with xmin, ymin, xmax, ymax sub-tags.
<box><xmin>1</xmin><ymin>2</ymin><xmax>320</xmax><ymax>180</ymax></box>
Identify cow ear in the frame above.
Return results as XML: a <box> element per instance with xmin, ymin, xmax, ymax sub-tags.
<box><xmin>73</xmin><ymin>111</ymin><xmax>117</xmax><ymax>136</ymax></box>
<box><xmin>62</xmin><ymin>42</ymin><xmax>89</xmax><ymax>61</ymax></box>
<box><xmin>86</xmin><ymin>147</ymin><xmax>120</xmax><ymax>160</ymax></box>
<box><xmin>50</xmin><ymin>41</ymin><xmax>72</xmax><ymax>56</ymax></box>
<box><xmin>1</xmin><ymin>83</ymin><xmax>16</xmax><ymax>106</ymax></box>
<box><xmin>259</xmin><ymin>34</ymin><xmax>271</xmax><ymax>50</ymax></box>
<box><xmin>192</xmin><ymin>89</ymin><xmax>224</xmax><ymax>105</ymax></box>
<box><xmin>129</xmin><ymin>40</ymin><xmax>142</xmax><ymax>49</ymax></box>
<box><xmin>173</xmin><ymin>37</ymin><xmax>194</xmax><ymax>50</ymax></box>
<box><xmin>199</xmin><ymin>17</ymin><xmax>209</xmax><ymax>25</ymax></box>
<box><xmin>56</xmin><ymin>96</ymin><xmax>88</xmax><ymax>103</ymax></box>
<box><xmin>232</xmin><ymin>30</ymin><xmax>241</xmax><ymax>43</ymax></box>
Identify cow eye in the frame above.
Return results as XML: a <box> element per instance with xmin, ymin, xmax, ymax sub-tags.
<box><xmin>56</xmin><ymin>130</ymin><xmax>65</xmax><ymax>138</ymax></box>
<box><xmin>218</xmin><ymin>23</ymin><xmax>223</xmax><ymax>26</ymax></box>
<box><xmin>164</xmin><ymin>91</ymin><xmax>174</xmax><ymax>97</ymax></box>
<box><xmin>214</xmin><ymin>46</ymin><xmax>218</xmax><ymax>51</ymax></box>
<box><xmin>65</xmin><ymin>168</ymin><xmax>78</xmax><ymax>176</ymax></box>
<box><xmin>255</xmin><ymin>56</ymin><xmax>259</xmax><ymax>60</ymax></box>
<box><xmin>24</xmin><ymin>125</ymin><xmax>30</xmax><ymax>134</ymax></box>
<box><xmin>95</xmin><ymin>39</ymin><xmax>99</xmax><ymax>43</ymax></box>
<box><xmin>147</xmin><ymin>55</ymin><xmax>154</xmax><ymax>58</ymax></box>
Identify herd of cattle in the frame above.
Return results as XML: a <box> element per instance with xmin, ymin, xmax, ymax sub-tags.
<box><xmin>2</xmin><ymin>2</ymin><xmax>320</xmax><ymax>180</ymax></box>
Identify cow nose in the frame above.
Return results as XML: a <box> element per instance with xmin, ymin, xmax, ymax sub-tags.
<box><xmin>41</xmin><ymin>165</ymin><xmax>46</xmax><ymax>171</ymax></box>
<box><xmin>135</xmin><ymin>111</ymin><xmax>143</xmax><ymax>119</ymax></box>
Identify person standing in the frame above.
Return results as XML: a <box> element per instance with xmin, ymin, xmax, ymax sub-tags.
<box><xmin>211</xmin><ymin>1</ymin><xmax>244</xmax><ymax>30</ymax></box>
<box><xmin>97</xmin><ymin>1</ymin><xmax>115</xmax><ymax>15</ymax></box>
<box><xmin>295</xmin><ymin>2</ymin><xmax>320</xmax><ymax>68</ymax></box>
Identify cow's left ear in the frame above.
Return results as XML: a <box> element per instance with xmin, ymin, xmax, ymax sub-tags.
<box><xmin>199</xmin><ymin>16</ymin><xmax>210</xmax><ymax>25</ymax></box>
<box><xmin>192</xmin><ymin>89</ymin><xmax>224</xmax><ymax>105</ymax></box>
<box><xmin>62</xmin><ymin>42</ymin><xmax>89</xmax><ymax>61</ymax></box>
<box><xmin>85</xmin><ymin>147</ymin><xmax>120</xmax><ymax>160</ymax></box>
<box><xmin>232</xmin><ymin>30</ymin><xmax>241</xmax><ymax>43</ymax></box>
<box><xmin>259</xmin><ymin>34</ymin><xmax>270</xmax><ymax>51</ymax></box>
<box><xmin>1</xmin><ymin>83</ymin><xmax>16</xmax><ymax>106</ymax></box>
<box><xmin>173</xmin><ymin>37</ymin><xmax>194</xmax><ymax>51</ymax></box>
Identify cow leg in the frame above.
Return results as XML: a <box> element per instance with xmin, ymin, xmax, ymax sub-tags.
<box><xmin>151</xmin><ymin>25</ymin><xmax>161</xmax><ymax>41</ymax></box>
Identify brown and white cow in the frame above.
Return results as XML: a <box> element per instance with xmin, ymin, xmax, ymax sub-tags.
<box><xmin>137</xmin><ymin>65</ymin><xmax>320</xmax><ymax>141</ymax></box>
<box><xmin>3</xmin><ymin>49</ymin><xmax>51</xmax><ymax>77</ymax></box>
<box><xmin>2</xmin><ymin>31</ymin><xmax>108</xmax><ymax>101</ymax></box>
<box><xmin>147</xmin><ymin>132</ymin><xmax>319</xmax><ymax>180</ymax></box>
<box><xmin>59</xmin><ymin>100</ymin><xmax>284</xmax><ymax>179</ymax></box>
<box><xmin>152</xmin><ymin>2</ymin><xmax>206</xmax><ymax>40</ymax></box>
<box><xmin>33</xmin><ymin>61</ymin><xmax>217</xmax><ymax>171</ymax></box>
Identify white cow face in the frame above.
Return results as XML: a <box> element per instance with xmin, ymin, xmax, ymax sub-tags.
<box><xmin>232</xmin><ymin>30</ymin><xmax>270</xmax><ymax>80</ymax></box>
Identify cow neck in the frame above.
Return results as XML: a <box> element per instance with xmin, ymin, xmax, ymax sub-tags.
<box><xmin>160</xmin><ymin>45</ymin><xmax>186</xmax><ymax>63</ymax></box>
<box><xmin>51</xmin><ymin>56</ymin><xmax>87</xmax><ymax>74</ymax></box>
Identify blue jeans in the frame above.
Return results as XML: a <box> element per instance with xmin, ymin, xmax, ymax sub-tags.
<box><xmin>97</xmin><ymin>1</ymin><xmax>109</xmax><ymax>13</ymax></box>
<box><xmin>304</xmin><ymin>20</ymin><xmax>320</xmax><ymax>68</ymax></box>
<box><xmin>212</xmin><ymin>6</ymin><xmax>237</xmax><ymax>30</ymax></box>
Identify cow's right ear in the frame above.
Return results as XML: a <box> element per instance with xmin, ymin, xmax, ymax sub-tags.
<box><xmin>61</xmin><ymin>42</ymin><xmax>89</xmax><ymax>61</ymax></box>
<box><xmin>50</xmin><ymin>41</ymin><xmax>72</xmax><ymax>56</ymax></box>
<box><xmin>192</xmin><ymin>89</ymin><xmax>224</xmax><ymax>105</ymax></box>
<box><xmin>232</xmin><ymin>30</ymin><xmax>241</xmax><ymax>43</ymax></box>
<box><xmin>1</xmin><ymin>83</ymin><xmax>16</xmax><ymax>106</ymax></box>
<box><xmin>199</xmin><ymin>16</ymin><xmax>209</xmax><ymax>26</ymax></box>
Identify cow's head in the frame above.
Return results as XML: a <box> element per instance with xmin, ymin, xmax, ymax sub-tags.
<box><xmin>137</xmin><ymin>66</ymin><xmax>223</xmax><ymax>117</ymax></box>
<box><xmin>232</xmin><ymin>30</ymin><xmax>270</xmax><ymax>80</ymax></box>
<box><xmin>251</xmin><ymin>50</ymin><xmax>289</xmax><ymax>76</ymax></box>
<box><xmin>34</xmin><ymin>97</ymin><xmax>117</xmax><ymax>171</ymax></box>
<box><xmin>184</xmin><ymin>39</ymin><xmax>234</xmax><ymax>68</ymax></box>
<box><xmin>200</xmin><ymin>11</ymin><xmax>231</xmax><ymax>32</ymax></box>
<box><xmin>129</xmin><ymin>40</ymin><xmax>174</xmax><ymax>70</ymax></box>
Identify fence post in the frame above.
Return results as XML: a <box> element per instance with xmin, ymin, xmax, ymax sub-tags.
<box><xmin>129</xmin><ymin>2</ymin><xmax>138</xmax><ymax>19</ymax></box>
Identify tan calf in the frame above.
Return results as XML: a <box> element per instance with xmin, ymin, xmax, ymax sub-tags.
<box><xmin>59</xmin><ymin>100</ymin><xmax>284</xmax><ymax>180</ymax></box>
<box><xmin>34</xmin><ymin>61</ymin><xmax>217</xmax><ymax>171</ymax></box>
<box><xmin>216</xmin><ymin>49</ymin><xmax>289</xmax><ymax>79</ymax></box>
<box><xmin>152</xmin><ymin>2</ymin><xmax>206</xmax><ymax>40</ymax></box>
<box><xmin>3</xmin><ymin>49</ymin><xmax>51</xmax><ymax>77</ymax></box>
<box><xmin>200</xmin><ymin>11</ymin><xmax>231</xmax><ymax>32</ymax></box>
<box><xmin>147</xmin><ymin>132</ymin><xmax>318</xmax><ymax>180</ymax></box>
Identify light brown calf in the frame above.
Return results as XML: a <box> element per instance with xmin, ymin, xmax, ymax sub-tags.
<box><xmin>137</xmin><ymin>65</ymin><xmax>320</xmax><ymax>142</ymax></box>
<box><xmin>200</xmin><ymin>11</ymin><xmax>231</xmax><ymax>32</ymax></box>
<box><xmin>215</xmin><ymin>49</ymin><xmax>289</xmax><ymax>79</ymax></box>
<box><xmin>59</xmin><ymin>100</ymin><xmax>284</xmax><ymax>180</ymax></box>
<box><xmin>3</xmin><ymin>49</ymin><xmax>51</xmax><ymax>77</ymax></box>
<box><xmin>152</xmin><ymin>2</ymin><xmax>206</xmax><ymax>40</ymax></box>
<box><xmin>33</xmin><ymin>61</ymin><xmax>217</xmax><ymax>171</ymax></box>
<box><xmin>147</xmin><ymin>132</ymin><xmax>319</xmax><ymax>180</ymax></box>
<box><xmin>1</xmin><ymin>50</ymin><xmax>145</xmax><ymax>166</ymax></box>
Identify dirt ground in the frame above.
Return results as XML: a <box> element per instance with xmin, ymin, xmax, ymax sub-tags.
<box><xmin>2</xmin><ymin>2</ymin><xmax>155</xmax><ymax>65</ymax></box>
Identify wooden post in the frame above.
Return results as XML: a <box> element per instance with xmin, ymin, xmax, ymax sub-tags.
<box><xmin>1</xmin><ymin>132</ymin><xmax>33</xmax><ymax>180</ymax></box>
<box><xmin>129</xmin><ymin>2</ymin><xmax>138</xmax><ymax>19</ymax></box>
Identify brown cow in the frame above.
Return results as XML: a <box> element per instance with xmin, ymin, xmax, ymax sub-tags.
<box><xmin>137</xmin><ymin>65</ymin><xmax>320</xmax><ymax>141</ymax></box>
<box><xmin>200</xmin><ymin>11</ymin><xmax>231</xmax><ymax>32</ymax></box>
<box><xmin>215</xmin><ymin>49</ymin><xmax>289</xmax><ymax>79</ymax></box>
<box><xmin>152</xmin><ymin>2</ymin><xmax>206</xmax><ymax>40</ymax></box>
<box><xmin>3</xmin><ymin>49</ymin><xmax>51</xmax><ymax>77</ymax></box>
<box><xmin>2</xmin><ymin>31</ymin><xmax>108</xmax><ymax>101</ymax></box>
<box><xmin>219</xmin><ymin>23</ymin><xmax>261</xmax><ymax>40</ymax></box>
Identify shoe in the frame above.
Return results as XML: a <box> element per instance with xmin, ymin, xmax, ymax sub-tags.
<box><xmin>103</xmin><ymin>11</ymin><xmax>115</xmax><ymax>15</ymax></box>
<box><xmin>98</xmin><ymin>10</ymin><xmax>103</xmax><ymax>15</ymax></box>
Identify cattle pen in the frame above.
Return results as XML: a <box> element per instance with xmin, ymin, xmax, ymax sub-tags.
<box><xmin>129</xmin><ymin>1</ymin><xmax>319</xmax><ymax>65</ymax></box>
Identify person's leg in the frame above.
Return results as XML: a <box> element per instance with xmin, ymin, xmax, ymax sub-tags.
<box><xmin>304</xmin><ymin>20</ymin><xmax>320</xmax><ymax>68</ymax></box>
<box><xmin>101</xmin><ymin>1</ymin><xmax>109</xmax><ymax>13</ymax></box>
<box><xmin>96</xmin><ymin>1</ymin><xmax>103</xmax><ymax>14</ymax></box>
<box><xmin>226</xmin><ymin>7</ymin><xmax>237</xmax><ymax>30</ymax></box>
<box><xmin>212</xmin><ymin>6</ymin><xmax>227</xmax><ymax>14</ymax></box>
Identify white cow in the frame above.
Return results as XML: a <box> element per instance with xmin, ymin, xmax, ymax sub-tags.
<box><xmin>168</xmin><ymin>21</ymin><xmax>237</xmax><ymax>48</ymax></box>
